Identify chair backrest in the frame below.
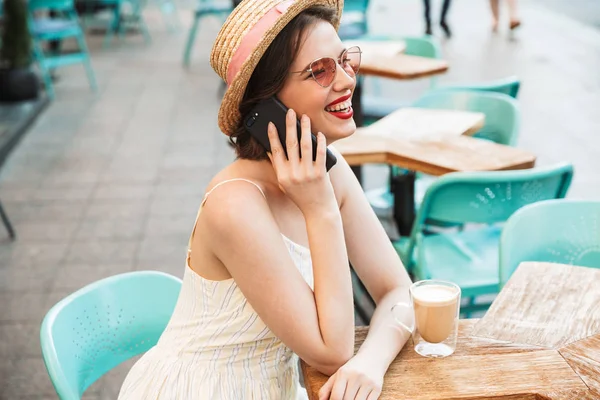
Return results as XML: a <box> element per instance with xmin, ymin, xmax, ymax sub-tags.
<box><xmin>499</xmin><ymin>199</ymin><xmax>600</xmax><ymax>287</ymax></box>
<box><xmin>438</xmin><ymin>76</ymin><xmax>521</xmax><ymax>98</ymax></box>
<box><xmin>343</xmin><ymin>0</ymin><xmax>369</xmax><ymax>13</ymax></box>
<box><xmin>403</xmin><ymin>36</ymin><xmax>442</xmax><ymax>59</ymax></box>
<box><xmin>404</xmin><ymin>164</ymin><xmax>574</xmax><ymax>264</ymax></box>
<box><xmin>28</xmin><ymin>0</ymin><xmax>74</xmax><ymax>12</ymax></box>
<box><xmin>412</xmin><ymin>90</ymin><xmax>520</xmax><ymax>146</ymax></box>
<box><xmin>40</xmin><ymin>271</ymin><xmax>182</xmax><ymax>399</ymax></box>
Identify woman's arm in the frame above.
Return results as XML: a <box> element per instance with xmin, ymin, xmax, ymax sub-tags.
<box><xmin>317</xmin><ymin>150</ymin><xmax>414</xmax><ymax>399</ymax></box>
<box><xmin>199</xmin><ymin>114</ymin><xmax>355</xmax><ymax>376</ymax></box>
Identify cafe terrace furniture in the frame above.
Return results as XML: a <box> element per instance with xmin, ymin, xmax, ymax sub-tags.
<box><xmin>28</xmin><ymin>0</ymin><xmax>98</xmax><ymax>99</ymax></box>
<box><xmin>182</xmin><ymin>0</ymin><xmax>232</xmax><ymax>67</ymax></box>
<box><xmin>499</xmin><ymin>199</ymin><xmax>600</xmax><ymax>287</ymax></box>
<box><xmin>40</xmin><ymin>271</ymin><xmax>182</xmax><ymax>399</ymax></box>
<box><xmin>397</xmin><ymin>163</ymin><xmax>574</xmax><ymax>314</ymax></box>
<box><xmin>302</xmin><ymin>261</ymin><xmax>600</xmax><ymax>399</ymax></box>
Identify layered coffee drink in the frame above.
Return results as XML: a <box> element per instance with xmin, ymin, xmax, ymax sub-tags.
<box><xmin>412</xmin><ymin>284</ymin><xmax>459</xmax><ymax>344</ymax></box>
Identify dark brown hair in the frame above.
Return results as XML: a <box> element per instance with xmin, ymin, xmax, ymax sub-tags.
<box><xmin>229</xmin><ymin>5</ymin><xmax>339</xmax><ymax>160</ymax></box>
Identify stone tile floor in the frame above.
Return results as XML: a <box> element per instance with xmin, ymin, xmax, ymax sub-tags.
<box><xmin>0</xmin><ymin>0</ymin><xmax>599</xmax><ymax>398</ymax></box>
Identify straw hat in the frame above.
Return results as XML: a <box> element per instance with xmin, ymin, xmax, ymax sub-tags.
<box><xmin>210</xmin><ymin>0</ymin><xmax>344</xmax><ymax>136</ymax></box>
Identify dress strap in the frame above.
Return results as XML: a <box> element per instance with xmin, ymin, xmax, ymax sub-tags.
<box><xmin>187</xmin><ymin>179</ymin><xmax>267</xmax><ymax>260</ymax></box>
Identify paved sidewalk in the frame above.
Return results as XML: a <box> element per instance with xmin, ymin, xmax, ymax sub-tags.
<box><xmin>0</xmin><ymin>0</ymin><xmax>599</xmax><ymax>398</ymax></box>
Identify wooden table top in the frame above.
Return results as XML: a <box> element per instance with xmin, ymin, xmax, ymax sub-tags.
<box><xmin>334</xmin><ymin>109</ymin><xmax>536</xmax><ymax>176</ymax></box>
<box><xmin>360</xmin><ymin>107</ymin><xmax>485</xmax><ymax>140</ymax></box>
<box><xmin>360</xmin><ymin>53</ymin><xmax>449</xmax><ymax>80</ymax></box>
<box><xmin>343</xmin><ymin>40</ymin><xmax>407</xmax><ymax>61</ymax></box>
<box><xmin>301</xmin><ymin>262</ymin><xmax>600</xmax><ymax>399</ymax></box>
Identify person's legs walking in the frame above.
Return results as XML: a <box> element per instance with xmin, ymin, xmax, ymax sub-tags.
<box><xmin>440</xmin><ymin>0</ymin><xmax>452</xmax><ymax>37</ymax></box>
<box><xmin>423</xmin><ymin>0</ymin><xmax>432</xmax><ymax>35</ymax></box>
<box><xmin>506</xmin><ymin>0</ymin><xmax>521</xmax><ymax>29</ymax></box>
<box><xmin>490</xmin><ymin>0</ymin><xmax>500</xmax><ymax>32</ymax></box>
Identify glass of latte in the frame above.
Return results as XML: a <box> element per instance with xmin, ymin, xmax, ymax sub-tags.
<box><xmin>392</xmin><ymin>280</ymin><xmax>461</xmax><ymax>358</ymax></box>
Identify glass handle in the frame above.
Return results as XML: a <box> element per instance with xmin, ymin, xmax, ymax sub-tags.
<box><xmin>391</xmin><ymin>302</ymin><xmax>415</xmax><ymax>335</ymax></box>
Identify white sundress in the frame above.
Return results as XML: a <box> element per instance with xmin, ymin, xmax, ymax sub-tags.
<box><xmin>118</xmin><ymin>179</ymin><xmax>314</xmax><ymax>400</ymax></box>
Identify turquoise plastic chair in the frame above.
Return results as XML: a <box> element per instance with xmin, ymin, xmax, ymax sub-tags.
<box><xmin>366</xmin><ymin>90</ymin><xmax>522</xmax><ymax>219</ymax></box>
<box><xmin>28</xmin><ymin>0</ymin><xmax>98</xmax><ymax>99</ymax></box>
<box><xmin>104</xmin><ymin>0</ymin><xmax>151</xmax><ymax>47</ymax></box>
<box><xmin>436</xmin><ymin>75</ymin><xmax>520</xmax><ymax>99</ymax></box>
<box><xmin>40</xmin><ymin>271</ymin><xmax>182</xmax><ymax>399</ymax></box>
<box><xmin>182</xmin><ymin>0</ymin><xmax>232</xmax><ymax>67</ymax></box>
<box><xmin>362</xmin><ymin>35</ymin><xmax>442</xmax><ymax>123</ymax></box>
<box><xmin>412</xmin><ymin>90</ymin><xmax>521</xmax><ymax>146</ymax></box>
<box><xmin>499</xmin><ymin>199</ymin><xmax>600</xmax><ymax>289</ymax></box>
<box><xmin>394</xmin><ymin>163</ymin><xmax>573</xmax><ymax>315</ymax></box>
<box><xmin>338</xmin><ymin>0</ymin><xmax>370</xmax><ymax>40</ymax></box>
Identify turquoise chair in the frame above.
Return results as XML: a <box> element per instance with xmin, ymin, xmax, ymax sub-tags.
<box><xmin>338</xmin><ymin>0</ymin><xmax>370</xmax><ymax>40</ymax></box>
<box><xmin>103</xmin><ymin>0</ymin><xmax>151</xmax><ymax>47</ymax></box>
<box><xmin>412</xmin><ymin>90</ymin><xmax>521</xmax><ymax>146</ymax></box>
<box><xmin>499</xmin><ymin>199</ymin><xmax>600</xmax><ymax>289</ymax></box>
<box><xmin>362</xmin><ymin>35</ymin><xmax>442</xmax><ymax>123</ymax></box>
<box><xmin>436</xmin><ymin>75</ymin><xmax>520</xmax><ymax>99</ymax></box>
<box><xmin>394</xmin><ymin>163</ymin><xmax>573</xmax><ymax>315</ymax></box>
<box><xmin>40</xmin><ymin>271</ymin><xmax>182</xmax><ymax>399</ymax></box>
<box><xmin>182</xmin><ymin>0</ymin><xmax>232</xmax><ymax>67</ymax></box>
<box><xmin>366</xmin><ymin>90</ymin><xmax>522</xmax><ymax>219</ymax></box>
<box><xmin>28</xmin><ymin>0</ymin><xmax>98</xmax><ymax>99</ymax></box>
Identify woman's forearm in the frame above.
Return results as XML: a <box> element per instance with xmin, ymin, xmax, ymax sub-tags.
<box><xmin>356</xmin><ymin>286</ymin><xmax>413</xmax><ymax>375</ymax></box>
<box><xmin>305</xmin><ymin>208</ymin><xmax>355</xmax><ymax>361</ymax></box>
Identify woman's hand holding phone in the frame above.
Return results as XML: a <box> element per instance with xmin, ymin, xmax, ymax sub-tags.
<box><xmin>267</xmin><ymin>109</ymin><xmax>338</xmax><ymax>218</ymax></box>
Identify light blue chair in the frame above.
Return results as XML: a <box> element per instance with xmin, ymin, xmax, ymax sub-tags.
<box><xmin>499</xmin><ymin>199</ymin><xmax>600</xmax><ymax>289</ymax></box>
<box><xmin>183</xmin><ymin>0</ymin><xmax>232</xmax><ymax>67</ymax></box>
<box><xmin>40</xmin><ymin>271</ymin><xmax>182</xmax><ymax>399</ymax></box>
<box><xmin>338</xmin><ymin>0</ymin><xmax>370</xmax><ymax>40</ymax></box>
<box><xmin>394</xmin><ymin>163</ymin><xmax>573</xmax><ymax>315</ymax></box>
<box><xmin>436</xmin><ymin>75</ymin><xmax>520</xmax><ymax>99</ymax></box>
<box><xmin>367</xmin><ymin>90</ymin><xmax>522</xmax><ymax>219</ymax></box>
<box><xmin>412</xmin><ymin>90</ymin><xmax>521</xmax><ymax>146</ymax></box>
<box><xmin>28</xmin><ymin>0</ymin><xmax>98</xmax><ymax>99</ymax></box>
<box><xmin>362</xmin><ymin>35</ymin><xmax>442</xmax><ymax>123</ymax></box>
<box><xmin>103</xmin><ymin>0</ymin><xmax>151</xmax><ymax>47</ymax></box>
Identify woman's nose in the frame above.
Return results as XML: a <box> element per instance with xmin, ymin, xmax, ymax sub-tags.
<box><xmin>332</xmin><ymin>63</ymin><xmax>356</xmax><ymax>92</ymax></box>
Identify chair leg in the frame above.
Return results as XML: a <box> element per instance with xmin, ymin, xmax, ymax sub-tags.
<box><xmin>73</xmin><ymin>32</ymin><xmax>98</xmax><ymax>92</ymax></box>
<box><xmin>0</xmin><ymin>200</ymin><xmax>16</xmax><ymax>240</ymax></box>
<box><xmin>104</xmin><ymin>6</ymin><xmax>121</xmax><ymax>48</ymax></box>
<box><xmin>183</xmin><ymin>15</ymin><xmax>200</xmax><ymax>67</ymax></box>
<box><xmin>158</xmin><ymin>0</ymin><xmax>181</xmax><ymax>32</ymax></box>
<box><xmin>32</xmin><ymin>42</ymin><xmax>55</xmax><ymax>99</ymax></box>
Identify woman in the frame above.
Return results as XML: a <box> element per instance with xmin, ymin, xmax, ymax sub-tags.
<box><xmin>490</xmin><ymin>0</ymin><xmax>521</xmax><ymax>32</ymax></box>
<box><xmin>118</xmin><ymin>0</ymin><xmax>413</xmax><ymax>398</ymax></box>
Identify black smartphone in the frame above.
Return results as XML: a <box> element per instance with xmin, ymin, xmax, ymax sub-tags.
<box><xmin>243</xmin><ymin>96</ymin><xmax>337</xmax><ymax>171</ymax></box>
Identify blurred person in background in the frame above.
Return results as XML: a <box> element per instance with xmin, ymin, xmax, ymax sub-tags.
<box><xmin>423</xmin><ymin>0</ymin><xmax>452</xmax><ymax>37</ymax></box>
<box><xmin>490</xmin><ymin>0</ymin><xmax>521</xmax><ymax>32</ymax></box>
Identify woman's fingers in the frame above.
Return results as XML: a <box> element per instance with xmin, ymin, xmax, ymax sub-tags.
<box><xmin>318</xmin><ymin>375</ymin><xmax>335</xmax><ymax>400</ymax></box>
<box><xmin>354</xmin><ymin>385</ymin><xmax>374</xmax><ymax>400</ymax></box>
<box><xmin>285</xmin><ymin>109</ymin><xmax>300</xmax><ymax>164</ymax></box>
<box><xmin>300</xmin><ymin>114</ymin><xmax>313</xmax><ymax>169</ymax></box>
<box><xmin>315</xmin><ymin>132</ymin><xmax>327</xmax><ymax>170</ymax></box>
<box><xmin>366</xmin><ymin>389</ymin><xmax>381</xmax><ymax>400</ymax></box>
<box><xmin>329</xmin><ymin>378</ymin><xmax>348</xmax><ymax>400</ymax></box>
<box><xmin>267</xmin><ymin>122</ymin><xmax>286</xmax><ymax>168</ymax></box>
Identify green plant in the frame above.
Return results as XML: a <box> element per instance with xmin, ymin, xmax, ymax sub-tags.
<box><xmin>1</xmin><ymin>0</ymin><xmax>32</xmax><ymax>69</ymax></box>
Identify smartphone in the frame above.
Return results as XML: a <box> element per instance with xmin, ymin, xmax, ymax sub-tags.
<box><xmin>243</xmin><ymin>96</ymin><xmax>337</xmax><ymax>171</ymax></box>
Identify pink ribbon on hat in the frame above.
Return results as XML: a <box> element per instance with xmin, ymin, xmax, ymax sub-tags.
<box><xmin>226</xmin><ymin>0</ymin><xmax>295</xmax><ymax>86</ymax></box>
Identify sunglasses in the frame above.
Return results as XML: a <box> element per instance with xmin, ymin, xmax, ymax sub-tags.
<box><xmin>291</xmin><ymin>46</ymin><xmax>362</xmax><ymax>88</ymax></box>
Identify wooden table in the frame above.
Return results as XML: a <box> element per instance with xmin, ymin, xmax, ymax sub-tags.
<box><xmin>302</xmin><ymin>262</ymin><xmax>600</xmax><ymax>399</ymax></box>
<box><xmin>334</xmin><ymin>108</ymin><xmax>535</xmax><ymax>176</ymax></box>
<box><xmin>360</xmin><ymin>53</ymin><xmax>449</xmax><ymax>80</ymax></box>
<box><xmin>344</xmin><ymin>40</ymin><xmax>407</xmax><ymax>60</ymax></box>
